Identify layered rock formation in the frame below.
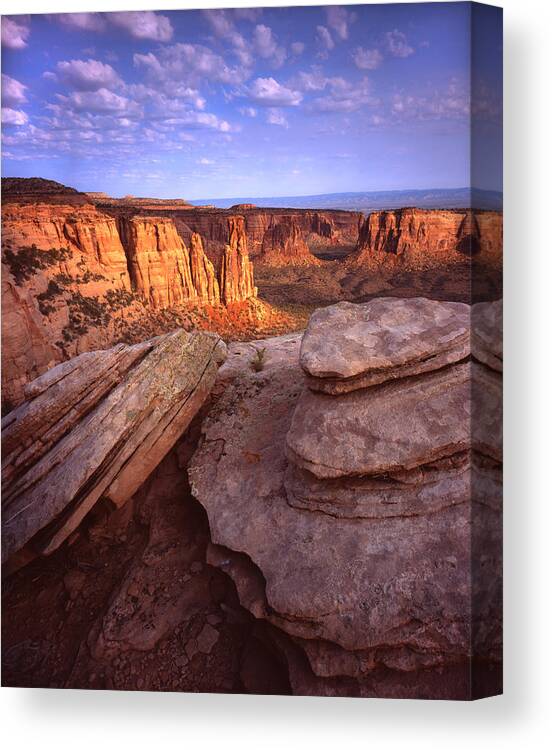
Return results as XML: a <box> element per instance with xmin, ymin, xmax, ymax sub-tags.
<box><xmin>258</xmin><ymin>216</ymin><xmax>322</xmax><ymax>266</ymax></box>
<box><xmin>1</xmin><ymin>182</ymin><xmax>258</xmax><ymax>406</ymax></box>
<box><xmin>220</xmin><ymin>217</ymin><xmax>257</xmax><ymax>304</ymax></box>
<box><xmin>93</xmin><ymin>194</ymin><xmax>361</xmax><ymax>260</ymax></box>
<box><xmin>2</xmin><ymin>329</ymin><xmax>226</xmax><ymax>566</ymax></box>
<box><xmin>350</xmin><ymin>208</ymin><xmax>502</xmax><ymax>270</ymax></box>
<box><xmin>117</xmin><ymin>217</ymin><xmax>219</xmax><ymax>308</ymax></box>
<box><xmin>189</xmin><ymin>297</ymin><xmax>503</xmax><ymax>699</ymax></box>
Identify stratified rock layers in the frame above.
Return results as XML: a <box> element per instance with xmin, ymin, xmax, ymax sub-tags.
<box><xmin>220</xmin><ymin>217</ymin><xmax>256</xmax><ymax>304</ymax></box>
<box><xmin>189</xmin><ymin>298</ymin><xmax>503</xmax><ymax>699</ymax></box>
<box><xmin>2</xmin><ymin>329</ymin><xmax>226</xmax><ymax>564</ymax></box>
<box><xmin>350</xmin><ymin>208</ymin><xmax>502</xmax><ymax>270</ymax></box>
<box><xmin>258</xmin><ymin>216</ymin><xmax>321</xmax><ymax>266</ymax></box>
<box><xmin>1</xmin><ymin>198</ymin><xmax>256</xmax><ymax>406</ymax></box>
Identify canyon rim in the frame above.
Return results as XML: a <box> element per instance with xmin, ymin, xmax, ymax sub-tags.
<box><xmin>1</xmin><ymin>2</ymin><xmax>503</xmax><ymax>701</ymax></box>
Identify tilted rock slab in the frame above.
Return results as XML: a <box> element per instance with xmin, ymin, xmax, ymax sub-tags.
<box><xmin>2</xmin><ymin>329</ymin><xmax>226</xmax><ymax>563</ymax></box>
<box><xmin>300</xmin><ymin>297</ymin><xmax>470</xmax><ymax>394</ymax></box>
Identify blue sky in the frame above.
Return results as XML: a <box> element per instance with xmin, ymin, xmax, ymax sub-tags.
<box><xmin>1</xmin><ymin>4</ymin><xmax>502</xmax><ymax>199</ymax></box>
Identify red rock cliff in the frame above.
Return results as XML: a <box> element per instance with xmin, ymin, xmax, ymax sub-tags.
<box><xmin>220</xmin><ymin>217</ymin><xmax>257</xmax><ymax>304</ymax></box>
<box><xmin>1</xmin><ymin>191</ymin><xmax>257</xmax><ymax>407</ymax></box>
<box><xmin>350</xmin><ymin>208</ymin><xmax>503</xmax><ymax>270</ymax></box>
<box><xmin>258</xmin><ymin>216</ymin><xmax>321</xmax><ymax>266</ymax></box>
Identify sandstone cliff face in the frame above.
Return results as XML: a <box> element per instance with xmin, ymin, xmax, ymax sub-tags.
<box><xmin>97</xmin><ymin>200</ymin><xmax>361</xmax><ymax>260</ymax></box>
<box><xmin>2</xmin><ymin>197</ymin><xmax>257</xmax><ymax>406</ymax></box>
<box><xmin>189</xmin><ymin>232</ymin><xmax>220</xmax><ymax>304</ymax></box>
<box><xmin>220</xmin><ymin>217</ymin><xmax>257</xmax><ymax>304</ymax></box>
<box><xmin>350</xmin><ymin>208</ymin><xmax>503</xmax><ymax>270</ymax></box>
<box><xmin>258</xmin><ymin>216</ymin><xmax>322</xmax><ymax>266</ymax></box>
<box><xmin>118</xmin><ymin>216</ymin><xmax>200</xmax><ymax>308</ymax></box>
<box><xmin>1</xmin><ymin>202</ymin><xmax>131</xmax><ymax>289</ymax></box>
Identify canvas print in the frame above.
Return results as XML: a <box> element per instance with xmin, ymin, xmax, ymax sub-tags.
<box><xmin>1</xmin><ymin>3</ymin><xmax>502</xmax><ymax>700</ymax></box>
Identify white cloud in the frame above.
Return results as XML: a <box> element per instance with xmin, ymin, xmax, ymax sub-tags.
<box><xmin>390</xmin><ymin>81</ymin><xmax>470</xmax><ymax>121</ymax></box>
<box><xmin>291</xmin><ymin>42</ymin><xmax>305</xmax><ymax>56</ymax></box>
<box><xmin>239</xmin><ymin>106</ymin><xmax>257</xmax><ymax>117</ymax></box>
<box><xmin>203</xmin><ymin>9</ymin><xmax>252</xmax><ymax>66</ymax></box>
<box><xmin>2</xmin><ymin>107</ymin><xmax>28</xmax><ymax>125</ymax></box>
<box><xmin>52</xmin><ymin>13</ymin><xmax>106</xmax><ymax>32</ymax></box>
<box><xmin>326</xmin><ymin>6</ymin><xmax>356</xmax><ymax>42</ymax></box>
<box><xmin>266</xmin><ymin>108</ymin><xmax>288</xmax><ymax>128</ymax></box>
<box><xmin>50</xmin><ymin>11</ymin><xmax>174</xmax><ymax>42</ymax></box>
<box><xmin>197</xmin><ymin>157</ymin><xmax>214</xmax><ymax>165</ymax></box>
<box><xmin>353</xmin><ymin>47</ymin><xmax>383</xmax><ymax>70</ymax></box>
<box><xmin>1</xmin><ymin>17</ymin><xmax>30</xmax><ymax>49</ymax></box>
<box><xmin>109</xmin><ymin>12</ymin><xmax>173</xmax><ymax>42</ymax></box>
<box><xmin>2</xmin><ymin>74</ymin><xmax>27</xmax><ymax>106</ymax></box>
<box><xmin>246</xmin><ymin>77</ymin><xmax>302</xmax><ymax>107</ymax></box>
<box><xmin>293</xmin><ymin>68</ymin><xmax>345</xmax><ymax>93</ymax></box>
<box><xmin>53</xmin><ymin>59</ymin><xmax>121</xmax><ymax>91</ymax></box>
<box><xmin>175</xmin><ymin>111</ymin><xmax>231</xmax><ymax>132</ymax></box>
<box><xmin>253</xmin><ymin>24</ymin><xmax>286</xmax><ymax>67</ymax></box>
<box><xmin>58</xmin><ymin>88</ymin><xmax>140</xmax><ymax>115</ymax></box>
<box><xmin>385</xmin><ymin>30</ymin><xmax>414</xmax><ymax>58</ymax></box>
<box><xmin>316</xmin><ymin>26</ymin><xmax>335</xmax><ymax>53</ymax></box>
<box><xmin>309</xmin><ymin>77</ymin><xmax>377</xmax><ymax>113</ymax></box>
<box><xmin>134</xmin><ymin>44</ymin><xmax>247</xmax><ymax>88</ymax></box>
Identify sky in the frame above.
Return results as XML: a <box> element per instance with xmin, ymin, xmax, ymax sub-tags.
<box><xmin>1</xmin><ymin>3</ymin><xmax>502</xmax><ymax>200</ymax></box>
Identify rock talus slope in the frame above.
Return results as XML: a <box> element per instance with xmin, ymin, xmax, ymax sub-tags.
<box><xmin>189</xmin><ymin>297</ymin><xmax>503</xmax><ymax>698</ymax></box>
<box><xmin>1</xmin><ymin>329</ymin><xmax>226</xmax><ymax>565</ymax></box>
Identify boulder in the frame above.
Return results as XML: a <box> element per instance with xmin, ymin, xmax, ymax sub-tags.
<box><xmin>2</xmin><ymin>329</ymin><xmax>226</xmax><ymax>563</ymax></box>
<box><xmin>300</xmin><ymin>297</ymin><xmax>469</xmax><ymax>394</ymax></box>
<box><xmin>189</xmin><ymin>297</ymin><xmax>502</xmax><ymax>698</ymax></box>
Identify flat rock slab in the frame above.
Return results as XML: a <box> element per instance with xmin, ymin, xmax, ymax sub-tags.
<box><xmin>301</xmin><ymin>297</ymin><xmax>469</xmax><ymax>393</ymax></box>
<box><xmin>286</xmin><ymin>363</ymin><xmax>471</xmax><ymax>479</ymax></box>
<box><xmin>2</xmin><ymin>329</ymin><xmax>226</xmax><ymax>563</ymax></box>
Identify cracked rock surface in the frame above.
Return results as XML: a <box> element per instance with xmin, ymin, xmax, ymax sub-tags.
<box><xmin>189</xmin><ymin>298</ymin><xmax>502</xmax><ymax>698</ymax></box>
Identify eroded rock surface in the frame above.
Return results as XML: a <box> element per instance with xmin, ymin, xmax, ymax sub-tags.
<box><xmin>2</xmin><ymin>329</ymin><xmax>226</xmax><ymax>564</ymax></box>
<box><xmin>300</xmin><ymin>297</ymin><xmax>469</xmax><ymax>393</ymax></box>
<box><xmin>189</xmin><ymin>297</ymin><xmax>503</xmax><ymax>698</ymax></box>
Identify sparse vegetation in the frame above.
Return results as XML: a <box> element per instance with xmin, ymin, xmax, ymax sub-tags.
<box><xmin>37</xmin><ymin>280</ymin><xmax>64</xmax><ymax>316</ymax></box>
<box><xmin>61</xmin><ymin>292</ymin><xmax>111</xmax><ymax>342</ymax></box>
<box><xmin>250</xmin><ymin>346</ymin><xmax>267</xmax><ymax>372</ymax></box>
<box><xmin>105</xmin><ymin>288</ymin><xmax>137</xmax><ymax>311</ymax></box>
<box><xmin>3</xmin><ymin>245</ymin><xmax>72</xmax><ymax>285</ymax></box>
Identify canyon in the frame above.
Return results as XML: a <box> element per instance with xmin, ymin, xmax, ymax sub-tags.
<box><xmin>1</xmin><ymin>178</ymin><xmax>502</xmax><ymax>699</ymax></box>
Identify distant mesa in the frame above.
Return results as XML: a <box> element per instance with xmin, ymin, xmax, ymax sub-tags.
<box><xmin>229</xmin><ymin>204</ymin><xmax>257</xmax><ymax>211</ymax></box>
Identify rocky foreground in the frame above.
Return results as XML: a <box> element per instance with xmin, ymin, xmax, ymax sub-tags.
<box><xmin>1</xmin><ymin>296</ymin><xmax>502</xmax><ymax>699</ymax></box>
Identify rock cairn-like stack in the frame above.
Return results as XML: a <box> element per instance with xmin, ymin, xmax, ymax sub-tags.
<box><xmin>190</xmin><ymin>297</ymin><xmax>502</xmax><ymax>699</ymax></box>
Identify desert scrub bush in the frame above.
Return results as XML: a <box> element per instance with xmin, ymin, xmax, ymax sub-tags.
<box><xmin>3</xmin><ymin>245</ymin><xmax>73</xmax><ymax>284</ymax></box>
<box><xmin>105</xmin><ymin>288</ymin><xmax>136</xmax><ymax>311</ymax></box>
<box><xmin>37</xmin><ymin>279</ymin><xmax>64</xmax><ymax>316</ymax></box>
<box><xmin>61</xmin><ymin>291</ymin><xmax>111</xmax><ymax>341</ymax></box>
<box><xmin>250</xmin><ymin>346</ymin><xmax>267</xmax><ymax>372</ymax></box>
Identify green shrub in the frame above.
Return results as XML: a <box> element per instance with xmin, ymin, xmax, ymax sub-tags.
<box><xmin>3</xmin><ymin>245</ymin><xmax>72</xmax><ymax>284</ymax></box>
<box><xmin>37</xmin><ymin>279</ymin><xmax>63</xmax><ymax>316</ymax></box>
<box><xmin>250</xmin><ymin>346</ymin><xmax>267</xmax><ymax>372</ymax></box>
